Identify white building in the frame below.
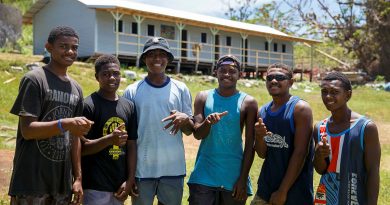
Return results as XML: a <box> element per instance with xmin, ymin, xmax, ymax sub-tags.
<box><xmin>23</xmin><ymin>0</ymin><xmax>320</xmax><ymax>75</ymax></box>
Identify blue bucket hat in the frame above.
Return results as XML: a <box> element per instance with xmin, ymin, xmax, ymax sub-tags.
<box><xmin>140</xmin><ymin>37</ymin><xmax>174</xmax><ymax>63</ymax></box>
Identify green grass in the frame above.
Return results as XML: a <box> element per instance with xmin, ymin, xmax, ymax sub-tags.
<box><xmin>0</xmin><ymin>53</ymin><xmax>390</xmax><ymax>204</ymax></box>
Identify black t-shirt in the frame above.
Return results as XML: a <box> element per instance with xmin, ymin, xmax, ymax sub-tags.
<box><xmin>82</xmin><ymin>92</ymin><xmax>137</xmax><ymax>192</ymax></box>
<box><xmin>9</xmin><ymin>67</ymin><xmax>83</xmax><ymax>196</ymax></box>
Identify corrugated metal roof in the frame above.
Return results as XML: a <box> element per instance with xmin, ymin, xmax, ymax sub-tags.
<box><xmin>23</xmin><ymin>0</ymin><xmax>320</xmax><ymax>44</ymax></box>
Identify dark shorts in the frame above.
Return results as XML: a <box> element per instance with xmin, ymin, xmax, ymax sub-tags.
<box><xmin>188</xmin><ymin>183</ymin><xmax>246</xmax><ymax>205</ymax></box>
<box><xmin>10</xmin><ymin>194</ymin><xmax>71</xmax><ymax>205</ymax></box>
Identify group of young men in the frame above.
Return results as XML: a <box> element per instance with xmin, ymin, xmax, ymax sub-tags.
<box><xmin>8</xmin><ymin>26</ymin><xmax>380</xmax><ymax>205</ymax></box>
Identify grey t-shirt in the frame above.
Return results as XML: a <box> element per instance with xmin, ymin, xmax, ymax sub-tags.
<box><xmin>9</xmin><ymin>67</ymin><xmax>83</xmax><ymax>196</ymax></box>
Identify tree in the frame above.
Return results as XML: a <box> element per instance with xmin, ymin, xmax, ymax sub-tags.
<box><xmin>286</xmin><ymin>0</ymin><xmax>390</xmax><ymax>81</ymax></box>
<box><xmin>224</xmin><ymin>0</ymin><xmax>259</xmax><ymax>21</ymax></box>
<box><xmin>0</xmin><ymin>3</ymin><xmax>22</xmax><ymax>49</ymax></box>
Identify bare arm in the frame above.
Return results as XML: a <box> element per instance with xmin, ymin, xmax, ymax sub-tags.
<box><xmin>270</xmin><ymin>100</ymin><xmax>313</xmax><ymax>204</ymax></box>
<box><xmin>71</xmin><ymin>135</ymin><xmax>83</xmax><ymax>204</ymax></box>
<box><xmin>364</xmin><ymin>122</ymin><xmax>380</xmax><ymax>204</ymax></box>
<box><xmin>81</xmin><ymin>124</ymin><xmax>128</xmax><ymax>156</ymax></box>
<box><xmin>279</xmin><ymin>101</ymin><xmax>313</xmax><ymax>192</ymax></box>
<box><xmin>192</xmin><ymin>91</ymin><xmax>211</xmax><ymax>140</ymax></box>
<box><xmin>313</xmin><ymin>124</ymin><xmax>330</xmax><ymax>174</ymax></box>
<box><xmin>127</xmin><ymin>140</ymin><xmax>137</xmax><ymax>195</ymax></box>
<box><xmin>254</xmin><ymin>116</ymin><xmax>268</xmax><ymax>159</ymax></box>
<box><xmin>20</xmin><ymin>116</ymin><xmax>93</xmax><ymax>140</ymax></box>
<box><xmin>232</xmin><ymin>96</ymin><xmax>258</xmax><ymax>200</ymax></box>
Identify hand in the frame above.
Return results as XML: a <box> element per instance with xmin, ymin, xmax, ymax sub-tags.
<box><xmin>162</xmin><ymin>110</ymin><xmax>191</xmax><ymax>135</ymax></box>
<box><xmin>232</xmin><ymin>178</ymin><xmax>248</xmax><ymax>201</ymax></box>
<box><xmin>114</xmin><ymin>178</ymin><xmax>139</xmax><ymax>201</ymax></box>
<box><xmin>269</xmin><ymin>189</ymin><xmax>287</xmax><ymax>205</ymax></box>
<box><xmin>315</xmin><ymin>136</ymin><xmax>330</xmax><ymax>160</ymax></box>
<box><xmin>71</xmin><ymin>178</ymin><xmax>83</xmax><ymax>205</ymax></box>
<box><xmin>127</xmin><ymin>178</ymin><xmax>139</xmax><ymax>197</ymax></box>
<box><xmin>255</xmin><ymin>118</ymin><xmax>270</xmax><ymax>140</ymax></box>
<box><xmin>64</xmin><ymin>117</ymin><xmax>94</xmax><ymax>136</ymax></box>
<box><xmin>205</xmin><ymin>111</ymin><xmax>228</xmax><ymax>125</ymax></box>
<box><xmin>108</xmin><ymin>123</ymin><xmax>128</xmax><ymax>146</ymax></box>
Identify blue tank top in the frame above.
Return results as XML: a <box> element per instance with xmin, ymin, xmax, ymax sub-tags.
<box><xmin>314</xmin><ymin>116</ymin><xmax>371</xmax><ymax>205</ymax></box>
<box><xmin>188</xmin><ymin>89</ymin><xmax>252</xmax><ymax>194</ymax></box>
<box><xmin>257</xmin><ymin>96</ymin><xmax>313</xmax><ymax>204</ymax></box>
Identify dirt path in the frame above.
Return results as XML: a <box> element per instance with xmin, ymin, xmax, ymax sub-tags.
<box><xmin>0</xmin><ymin>150</ymin><xmax>13</xmax><ymax>200</ymax></box>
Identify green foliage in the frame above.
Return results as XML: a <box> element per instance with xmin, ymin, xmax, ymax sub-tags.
<box><xmin>1</xmin><ymin>0</ymin><xmax>33</xmax><ymax>14</ymax></box>
<box><xmin>374</xmin><ymin>75</ymin><xmax>385</xmax><ymax>83</ymax></box>
<box><xmin>294</xmin><ymin>39</ymin><xmax>356</xmax><ymax>71</ymax></box>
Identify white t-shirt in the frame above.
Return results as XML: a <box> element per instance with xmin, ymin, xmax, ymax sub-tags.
<box><xmin>123</xmin><ymin>77</ymin><xmax>192</xmax><ymax>178</ymax></box>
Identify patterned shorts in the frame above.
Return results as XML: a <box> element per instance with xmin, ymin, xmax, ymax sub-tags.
<box><xmin>10</xmin><ymin>194</ymin><xmax>71</xmax><ymax>205</ymax></box>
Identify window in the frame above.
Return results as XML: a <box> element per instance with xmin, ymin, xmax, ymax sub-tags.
<box><xmin>148</xmin><ymin>25</ymin><xmax>155</xmax><ymax>36</ymax></box>
<box><xmin>282</xmin><ymin>44</ymin><xmax>286</xmax><ymax>53</ymax></box>
<box><xmin>113</xmin><ymin>20</ymin><xmax>123</xmax><ymax>33</ymax></box>
<box><xmin>274</xmin><ymin>43</ymin><xmax>278</xmax><ymax>52</ymax></box>
<box><xmin>132</xmin><ymin>22</ymin><xmax>138</xmax><ymax>34</ymax></box>
<box><xmin>265</xmin><ymin>41</ymin><xmax>269</xmax><ymax>51</ymax></box>
<box><xmin>226</xmin><ymin>36</ymin><xmax>231</xmax><ymax>46</ymax></box>
<box><xmin>201</xmin><ymin>33</ymin><xmax>207</xmax><ymax>43</ymax></box>
<box><xmin>161</xmin><ymin>25</ymin><xmax>175</xmax><ymax>40</ymax></box>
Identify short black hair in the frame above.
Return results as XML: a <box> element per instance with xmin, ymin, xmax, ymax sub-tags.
<box><xmin>267</xmin><ymin>63</ymin><xmax>293</xmax><ymax>79</ymax></box>
<box><xmin>47</xmin><ymin>26</ymin><xmax>79</xmax><ymax>44</ymax></box>
<box><xmin>94</xmin><ymin>54</ymin><xmax>120</xmax><ymax>74</ymax></box>
<box><xmin>322</xmin><ymin>71</ymin><xmax>352</xmax><ymax>91</ymax></box>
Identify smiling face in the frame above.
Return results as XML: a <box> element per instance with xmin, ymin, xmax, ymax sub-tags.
<box><xmin>96</xmin><ymin>63</ymin><xmax>121</xmax><ymax>94</ymax></box>
<box><xmin>216</xmin><ymin>64</ymin><xmax>240</xmax><ymax>89</ymax></box>
<box><xmin>266</xmin><ymin>67</ymin><xmax>293</xmax><ymax>97</ymax></box>
<box><xmin>320</xmin><ymin>79</ymin><xmax>351</xmax><ymax>112</ymax></box>
<box><xmin>45</xmin><ymin>35</ymin><xmax>79</xmax><ymax>68</ymax></box>
<box><xmin>144</xmin><ymin>49</ymin><xmax>169</xmax><ymax>74</ymax></box>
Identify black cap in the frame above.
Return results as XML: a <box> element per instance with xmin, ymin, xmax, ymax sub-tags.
<box><xmin>140</xmin><ymin>37</ymin><xmax>174</xmax><ymax>63</ymax></box>
<box><xmin>216</xmin><ymin>54</ymin><xmax>241</xmax><ymax>71</ymax></box>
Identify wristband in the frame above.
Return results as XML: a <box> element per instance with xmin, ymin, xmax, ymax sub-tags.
<box><xmin>57</xmin><ymin>119</ymin><xmax>66</xmax><ymax>133</ymax></box>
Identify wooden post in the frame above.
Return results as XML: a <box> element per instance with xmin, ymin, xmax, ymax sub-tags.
<box><xmin>110</xmin><ymin>11</ymin><xmax>124</xmax><ymax>58</ymax></box>
<box><xmin>176</xmin><ymin>22</ymin><xmax>186</xmax><ymax>74</ymax></box>
<box><xmin>210</xmin><ymin>27</ymin><xmax>219</xmax><ymax>74</ymax></box>
<box><xmin>133</xmin><ymin>15</ymin><xmax>145</xmax><ymax>67</ymax></box>
<box><xmin>240</xmin><ymin>33</ymin><xmax>248</xmax><ymax>70</ymax></box>
<box><xmin>266</xmin><ymin>37</ymin><xmax>273</xmax><ymax>66</ymax></box>
<box><xmin>310</xmin><ymin>44</ymin><xmax>314</xmax><ymax>82</ymax></box>
<box><xmin>256</xmin><ymin>51</ymin><xmax>259</xmax><ymax>78</ymax></box>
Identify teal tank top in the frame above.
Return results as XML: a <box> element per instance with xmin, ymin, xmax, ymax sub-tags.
<box><xmin>188</xmin><ymin>89</ymin><xmax>252</xmax><ymax>194</ymax></box>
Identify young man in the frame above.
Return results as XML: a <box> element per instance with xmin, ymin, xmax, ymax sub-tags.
<box><xmin>81</xmin><ymin>54</ymin><xmax>138</xmax><ymax>205</ymax></box>
<box><xmin>187</xmin><ymin>55</ymin><xmax>258</xmax><ymax>205</ymax></box>
<box><xmin>123</xmin><ymin>37</ymin><xmax>194</xmax><ymax>205</ymax></box>
<box><xmin>252</xmin><ymin>63</ymin><xmax>314</xmax><ymax>205</ymax></box>
<box><xmin>313</xmin><ymin>71</ymin><xmax>380</xmax><ymax>205</ymax></box>
<box><xmin>8</xmin><ymin>26</ymin><xmax>93</xmax><ymax>205</ymax></box>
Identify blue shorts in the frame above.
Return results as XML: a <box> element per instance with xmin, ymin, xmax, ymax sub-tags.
<box><xmin>131</xmin><ymin>177</ymin><xmax>184</xmax><ymax>205</ymax></box>
<box><xmin>188</xmin><ymin>183</ymin><xmax>246</xmax><ymax>205</ymax></box>
<box><xmin>83</xmin><ymin>189</ymin><xmax>124</xmax><ymax>205</ymax></box>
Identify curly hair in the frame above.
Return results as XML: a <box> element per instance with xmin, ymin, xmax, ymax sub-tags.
<box><xmin>94</xmin><ymin>54</ymin><xmax>120</xmax><ymax>74</ymax></box>
<box><xmin>47</xmin><ymin>26</ymin><xmax>79</xmax><ymax>44</ymax></box>
<box><xmin>322</xmin><ymin>71</ymin><xmax>352</xmax><ymax>91</ymax></box>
